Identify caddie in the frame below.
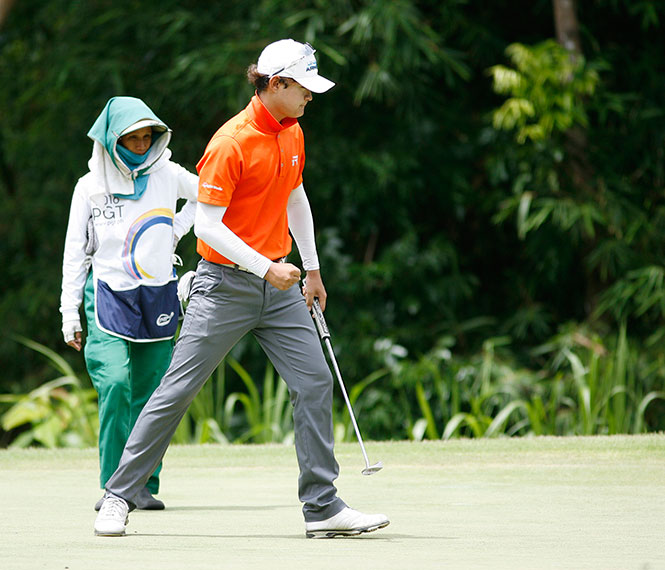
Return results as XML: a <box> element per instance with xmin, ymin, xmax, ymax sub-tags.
<box><xmin>61</xmin><ymin>96</ymin><xmax>198</xmax><ymax>511</ymax></box>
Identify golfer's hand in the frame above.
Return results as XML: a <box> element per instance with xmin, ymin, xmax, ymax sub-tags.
<box><xmin>265</xmin><ymin>262</ymin><xmax>301</xmax><ymax>290</ymax></box>
<box><xmin>302</xmin><ymin>270</ymin><xmax>326</xmax><ymax>310</ymax></box>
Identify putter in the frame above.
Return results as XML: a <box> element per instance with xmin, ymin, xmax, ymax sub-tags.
<box><xmin>310</xmin><ymin>298</ymin><xmax>383</xmax><ymax>476</ymax></box>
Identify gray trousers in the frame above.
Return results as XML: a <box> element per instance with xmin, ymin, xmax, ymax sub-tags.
<box><xmin>105</xmin><ymin>259</ymin><xmax>346</xmax><ymax>521</ymax></box>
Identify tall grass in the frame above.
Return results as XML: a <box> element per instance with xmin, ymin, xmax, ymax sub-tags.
<box><xmin>3</xmin><ymin>324</ymin><xmax>665</xmax><ymax>448</ymax></box>
<box><xmin>394</xmin><ymin>324</ymin><xmax>665</xmax><ymax>440</ymax></box>
<box><xmin>0</xmin><ymin>337</ymin><xmax>98</xmax><ymax>448</ymax></box>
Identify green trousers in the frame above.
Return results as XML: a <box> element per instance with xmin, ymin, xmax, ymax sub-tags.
<box><xmin>83</xmin><ymin>274</ymin><xmax>173</xmax><ymax>493</ymax></box>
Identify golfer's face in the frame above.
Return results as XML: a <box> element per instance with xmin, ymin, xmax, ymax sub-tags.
<box><xmin>277</xmin><ymin>79</ymin><xmax>313</xmax><ymax>119</ymax></box>
<box><xmin>119</xmin><ymin>127</ymin><xmax>153</xmax><ymax>155</ymax></box>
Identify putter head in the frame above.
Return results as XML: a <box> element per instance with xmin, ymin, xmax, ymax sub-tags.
<box><xmin>361</xmin><ymin>461</ymin><xmax>383</xmax><ymax>476</ymax></box>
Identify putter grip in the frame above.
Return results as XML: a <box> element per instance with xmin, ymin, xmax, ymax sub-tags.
<box><xmin>311</xmin><ymin>298</ymin><xmax>330</xmax><ymax>340</ymax></box>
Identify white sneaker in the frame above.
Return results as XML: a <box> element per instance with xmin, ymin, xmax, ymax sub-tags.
<box><xmin>94</xmin><ymin>494</ymin><xmax>129</xmax><ymax>536</ymax></box>
<box><xmin>305</xmin><ymin>507</ymin><xmax>390</xmax><ymax>538</ymax></box>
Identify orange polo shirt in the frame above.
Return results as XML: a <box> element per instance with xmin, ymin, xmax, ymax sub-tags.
<box><xmin>196</xmin><ymin>95</ymin><xmax>305</xmax><ymax>265</ymax></box>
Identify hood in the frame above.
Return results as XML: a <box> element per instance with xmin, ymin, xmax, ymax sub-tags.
<box><xmin>86</xmin><ymin>97</ymin><xmax>173</xmax><ymax>197</ymax></box>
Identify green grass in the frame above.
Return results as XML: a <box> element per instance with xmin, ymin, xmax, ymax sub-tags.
<box><xmin>1</xmin><ymin>435</ymin><xmax>664</xmax><ymax>569</ymax></box>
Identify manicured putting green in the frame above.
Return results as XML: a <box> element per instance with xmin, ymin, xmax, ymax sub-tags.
<box><xmin>1</xmin><ymin>435</ymin><xmax>663</xmax><ymax>569</ymax></box>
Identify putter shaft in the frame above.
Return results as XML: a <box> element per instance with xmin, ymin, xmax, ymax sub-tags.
<box><xmin>311</xmin><ymin>298</ymin><xmax>382</xmax><ymax>475</ymax></box>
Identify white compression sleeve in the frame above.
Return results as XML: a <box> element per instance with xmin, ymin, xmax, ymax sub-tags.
<box><xmin>287</xmin><ymin>184</ymin><xmax>319</xmax><ymax>271</ymax></box>
<box><xmin>194</xmin><ymin>202</ymin><xmax>272</xmax><ymax>278</ymax></box>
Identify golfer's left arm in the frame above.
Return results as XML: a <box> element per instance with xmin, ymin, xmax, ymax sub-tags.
<box><xmin>287</xmin><ymin>184</ymin><xmax>326</xmax><ymax>310</ymax></box>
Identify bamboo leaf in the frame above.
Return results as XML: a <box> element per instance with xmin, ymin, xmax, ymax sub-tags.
<box><xmin>634</xmin><ymin>392</ymin><xmax>665</xmax><ymax>433</ymax></box>
<box><xmin>485</xmin><ymin>401</ymin><xmax>527</xmax><ymax>437</ymax></box>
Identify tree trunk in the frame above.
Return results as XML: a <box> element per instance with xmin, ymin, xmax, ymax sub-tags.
<box><xmin>0</xmin><ymin>0</ymin><xmax>16</xmax><ymax>30</ymax></box>
<box><xmin>553</xmin><ymin>0</ymin><xmax>582</xmax><ymax>56</ymax></box>
<box><xmin>552</xmin><ymin>0</ymin><xmax>600</xmax><ymax>316</ymax></box>
<box><xmin>0</xmin><ymin>0</ymin><xmax>17</xmax><ymax>195</ymax></box>
<box><xmin>552</xmin><ymin>0</ymin><xmax>591</xmax><ymax>194</ymax></box>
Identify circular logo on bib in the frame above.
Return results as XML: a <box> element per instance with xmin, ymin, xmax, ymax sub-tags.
<box><xmin>122</xmin><ymin>208</ymin><xmax>174</xmax><ymax>280</ymax></box>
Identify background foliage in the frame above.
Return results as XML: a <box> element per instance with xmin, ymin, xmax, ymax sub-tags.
<box><xmin>1</xmin><ymin>0</ymin><xmax>665</xmax><ymax>444</ymax></box>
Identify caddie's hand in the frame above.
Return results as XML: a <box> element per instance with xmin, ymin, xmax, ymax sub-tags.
<box><xmin>265</xmin><ymin>262</ymin><xmax>301</xmax><ymax>291</ymax></box>
<box><xmin>62</xmin><ymin>320</ymin><xmax>83</xmax><ymax>352</ymax></box>
<box><xmin>302</xmin><ymin>270</ymin><xmax>326</xmax><ymax>310</ymax></box>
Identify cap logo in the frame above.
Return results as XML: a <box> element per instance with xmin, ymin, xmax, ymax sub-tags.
<box><xmin>259</xmin><ymin>40</ymin><xmax>335</xmax><ymax>93</ymax></box>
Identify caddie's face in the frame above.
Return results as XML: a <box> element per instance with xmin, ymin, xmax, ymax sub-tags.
<box><xmin>274</xmin><ymin>78</ymin><xmax>313</xmax><ymax>120</ymax></box>
<box><xmin>118</xmin><ymin>127</ymin><xmax>153</xmax><ymax>155</ymax></box>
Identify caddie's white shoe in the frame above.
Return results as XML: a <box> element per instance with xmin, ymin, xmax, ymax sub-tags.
<box><xmin>305</xmin><ymin>507</ymin><xmax>390</xmax><ymax>538</ymax></box>
<box><xmin>94</xmin><ymin>494</ymin><xmax>129</xmax><ymax>536</ymax></box>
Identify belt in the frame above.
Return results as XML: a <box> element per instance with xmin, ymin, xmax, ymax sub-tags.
<box><xmin>219</xmin><ymin>257</ymin><xmax>286</xmax><ymax>273</ymax></box>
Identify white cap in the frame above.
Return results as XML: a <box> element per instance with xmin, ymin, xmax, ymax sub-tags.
<box><xmin>257</xmin><ymin>39</ymin><xmax>335</xmax><ymax>94</ymax></box>
<box><xmin>120</xmin><ymin>119</ymin><xmax>168</xmax><ymax>136</ymax></box>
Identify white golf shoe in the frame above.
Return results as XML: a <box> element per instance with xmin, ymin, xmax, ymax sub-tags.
<box><xmin>94</xmin><ymin>494</ymin><xmax>129</xmax><ymax>536</ymax></box>
<box><xmin>305</xmin><ymin>507</ymin><xmax>390</xmax><ymax>538</ymax></box>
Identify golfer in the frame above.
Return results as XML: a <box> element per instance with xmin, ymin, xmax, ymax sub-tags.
<box><xmin>61</xmin><ymin>97</ymin><xmax>198</xmax><ymax>510</ymax></box>
<box><xmin>94</xmin><ymin>39</ymin><xmax>389</xmax><ymax>538</ymax></box>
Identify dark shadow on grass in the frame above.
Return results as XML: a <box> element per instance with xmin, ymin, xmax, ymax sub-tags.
<box><xmin>157</xmin><ymin>505</ymin><xmax>292</xmax><ymax>512</ymax></box>
<box><xmin>129</xmin><ymin>533</ymin><xmax>397</xmax><ymax>540</ymax></box>
<box><xmin>125</xmin><ymin>532</ymin><xmax>452</xmax><ymax>541</ymax></box>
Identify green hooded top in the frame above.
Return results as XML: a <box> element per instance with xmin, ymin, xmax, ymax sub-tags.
<box><xmin>87</xmin><ymin>96</ymin><xmax>172</xmax><ymax>198</ymax></box>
